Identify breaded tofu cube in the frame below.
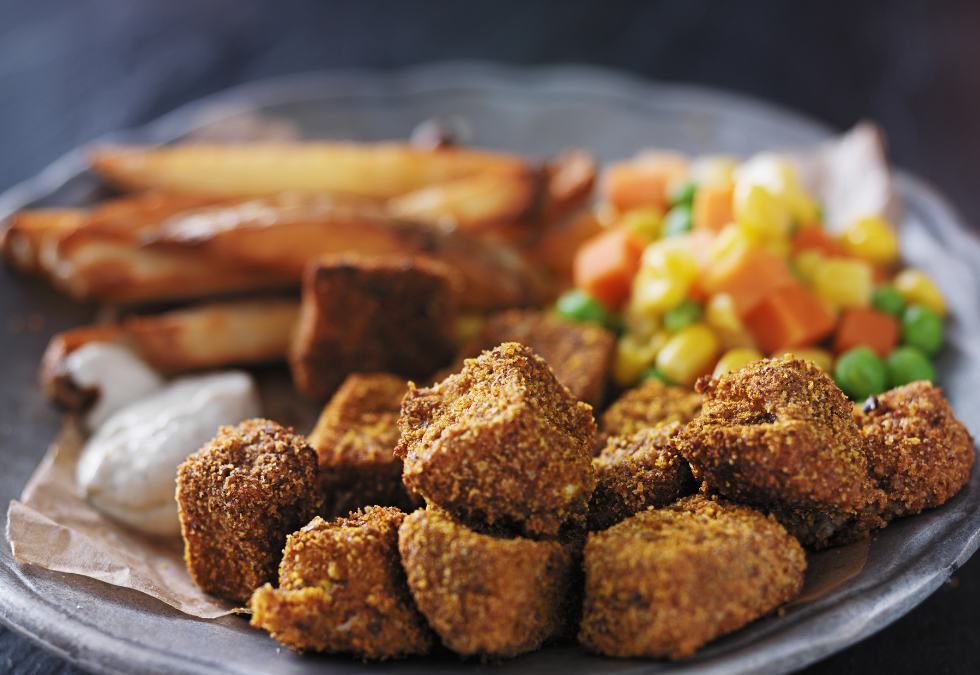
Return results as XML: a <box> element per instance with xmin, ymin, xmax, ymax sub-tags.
<box><xmin>600</xmin><ymin>378</ymin><xmax>703</xmax><ymax>437</ymax></box>
<box><xmin>672</xmin><ymin>356</ymin><xmax>872</xmax><ymax>512</ymax></box>
<box><xmin>396</xmin><ymin>342</ymin><xmax>596</xmax><ymax>538</ymax></box>
<box><xmin>579</xmin><ymin>495</ymin><xmax>806</xmax><ymax>659</ymax></box>
<box><xmin>398</xmin><ymin>508</ymin><xmax>580</xmax><ymax>659</ymax></box>
<box><xmin>856</xmin><ymin>381</ymin><xmax>974</xmax><ymax>519</ymax></box>
<box><xmin>289</xmin><ymin>254</ymin><xmax>460</xmax><ymax>400</ymax></box>
<box><xmin>447</xmin><ymin>309</ymin><xmax>616</xmax><ymax>408</ymax></box>
<box><xmin>176</xmin><ymin>419</ymin><xmax>321</xmax><ymax>604</ymax></box>
<box><xmin>588</xmin><ymin>423</ymin><xmax>697</xmax><ymax>531</ymax></box>
<box><xmin>249</xmin><ymin>508</ymin><xmax>432</xmax><ymax>659</ymax></box>
<box><xmin>308</xmin><ymin>372</ymin><xmax>421</xmax><ymax>517</ymax></box>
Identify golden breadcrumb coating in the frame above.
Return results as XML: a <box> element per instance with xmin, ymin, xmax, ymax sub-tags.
<box><xmin>307</xmin><ymin>372</ymin><xmax>421</xmax><ymax>517</ymax></box>
<box><xmin>855</xmin><ymin>381</ymin><xmax>974</xmax><ymax>519</ymax></box>
<box><xmin>579</xmin><ymin>495</ymin><xmax>806</xmax><ymax>659</ymax></box>
<box><xmin>177</xmin><ymin>419</ymin><xmax>321</xmax><ymax>605</ymax></box>
<box><xmin>588</xmin><ymin>423</ymin><xmax>696</xmax><ymax>531</ymax></box>
<box><xmin>249</xmin><ymin>508</ymin><xmax>432</xmax><ymax>659</ymax></box>
<box><xmin>397</xmin><ymin>508</ymin><xmax>580</xmax><ymax>659</ymax></box>
<box><xmin>396</xmin><ymin>342</ymin><xmax>596</xmax><ymax>538</ymax></box>
<box><xmin>446</xmin><ymin>309</ymin><xmax>616</xmax><ymax>407</ymax></box>
<box><xmin>600</xmin><ymin>378</ymin><xmax>703</xmax><ymax>437</ymax></box>
<box><xmin>673</xmin><ymin>356</ymin><xmax>872</xmax><ymax>512</ymax></box>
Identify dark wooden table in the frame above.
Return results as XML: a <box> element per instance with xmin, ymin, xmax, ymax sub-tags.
<box><xmin>2</xmin><ymin>1</ymin><xmax>979</xmax><ymax>673</ymax></box>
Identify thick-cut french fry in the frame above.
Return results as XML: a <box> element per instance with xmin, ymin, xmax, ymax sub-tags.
<box><xmin>48</xmin><ymin>231</ymin><xmax>293</xmax><ymax>303</ymax></box>
<box><xmin>89</xmin><ymin>143</ymin><xmax>530</xmax><ymax>199</ymax></box>
<box><xmin>385</xmin><ymin>168</ymin><xmax>539</xmax><ymax>231</ymax></box>
<box><xmin>39</xmin><ymin>299</ymin><xmax>300</xmax><ymax>408</ymax></box>
<box><xmin>1</xmin><ymin>209</ymin><xmax>87</xmax><ymax>273</ymax></box>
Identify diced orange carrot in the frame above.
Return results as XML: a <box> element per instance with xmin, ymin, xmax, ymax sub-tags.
<box><xmin>744</xmin><ymin>284</ymin><xmax>837</xmax><ymax>355</ymax></box>
<box><xmin>572</xmin><ymin>226</ymin><xmax>647</xmax><ymax>310</ymax></box>
<box><xmin>791</xmin><ymin>224</ymin><xmax>845</xmax><ymax>258</ymax></box>
<box><xmin>692</xmin><ymin>180</ymin><xmax>734</xmax><ymax>233</ymax></box>
<box><xmin>833</xmin><ymin>307</ymin><xmax>899</xmax><ymax>358</ymax></box>
<box><xmin>600</xmin><ymin>154</ymin><xmax>689</xmax><ymax>213</ymax></box>
<box><xmin>701</xmin><ymin>247</ymin><xmax>797</xmax><ymax>317</ymax></box>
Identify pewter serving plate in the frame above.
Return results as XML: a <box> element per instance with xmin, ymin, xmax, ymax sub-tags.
<box><xmin>2</xmin><ymin>62</ymin><xmax>979</xmax><ymax>675</ymax></box>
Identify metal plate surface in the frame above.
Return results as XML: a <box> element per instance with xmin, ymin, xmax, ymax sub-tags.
<box><xmin>1</xmin><ymin>62</ymin><xmax>979</xmax><ymax>675</ymax></box>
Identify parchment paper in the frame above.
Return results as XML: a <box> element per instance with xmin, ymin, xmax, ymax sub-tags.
<box><xmin>5</xmin><ymin>420</ymin><xmax>235</xmax><ymax>618</ymax></box>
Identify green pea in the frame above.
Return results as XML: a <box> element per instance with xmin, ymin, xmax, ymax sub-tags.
<box><xmin>662</xmin><ymin>205</ymin><xmax>693</xmax><ymax>237</ymax></box>
<box><xmin>669</xmin><ymin>182</ymin><xmax>697</xmax><ymax>208</ymax></box>
<box><xmin>885</xmin><ymin>346</ymin><xmax>936</xmax><ymax>387</ymax></box>
<box><xmin>901</xmin><ymin>305</ymin><xmax>944</xmax><ymax>355</ymax></box>
<box><xmin>641</xmin><ymin>367</ymin><xmax>672</xmax><ymax>385</ymax></box>
<box><xmin>556</xmin><ymin>289</ymin><xmax>607</xmax><ymax>325</ymax></box>
<box><xmin>664</xmin><ymin>299</ymin><xmax>704</xmax><ymax>333</ymax></box>
<box><xmin>872</xmin><ymin>285</ymin><xmax>905</xmax><ymax>317</ymax></box>
<box><xmin>833</xmin><ymin>346</ymin><xmax>887</xmax><ymax>400</ymax></box>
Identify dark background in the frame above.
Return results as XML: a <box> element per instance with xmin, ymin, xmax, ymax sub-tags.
<box><xmin>2</xmin><ymin>1</ymin><xmax>979</xmax><ymax>673</ymax></box>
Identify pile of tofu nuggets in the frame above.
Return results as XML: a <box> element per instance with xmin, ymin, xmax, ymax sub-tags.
<box><xmin>174</xmin><ymin>256</ymin><xmax>973</xmax><ymax>663</ymax></box>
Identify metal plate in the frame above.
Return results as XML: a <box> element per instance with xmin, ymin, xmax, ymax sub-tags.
<box><xmin>1</xmin><ymin>62</ymin><xmax>978</xmax><ymax>675</ymax></box>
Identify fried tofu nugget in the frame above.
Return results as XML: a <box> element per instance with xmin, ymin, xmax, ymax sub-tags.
<box><xmin>249</xmin><ymin>508</ymin><xmax>432</xmax><ymax>659</ymax></box>
<box><xmin>396</xmin><ymin>342</ymin><xmax>596</xmax><ymax>538</ymax></box>
<box><xmin>447</xmin><ymin>309</ymin><xmax>616</xmax><ymax>408</ymax></box>
<box><xmin>398</xmin><ymin>508</ymin><xmax>580</xmax><ymax>659</ymax></box>
<box><xmin>579</xmin><ymin>495</ymin><xmax>806</xmax><ymax>659</ymax></box>
<box><xmin>177</xmin><ymin>419</ymin><xmax>320</xmax><ymax>604</ymax></box>
<box><xmin>289</xmin><ymin>254</ymin><xmax>460</xmax><ymax>400</ymax></box>
<box><xmin>600</xmin><ymin>378</ymin><xmax>703</xmax><ymax>436</ymax></box>
<box><xmin>856</xmin><ymin>381</ymin><xmax>974</xmax><ymax>519</ymax></box>
<box><xmin>308</xmin><ymin>372</ymin><xmax>421</xmax><ymax>517</ymax></box>
<box><xmin>588</xmin><ymin>423</ymin><xmax>697</xmax><ymax>531</ymax></box>
<box><xmin>673</xmin><ymin>356</ymin><xmax>872</xmax><ymax>512</ymax></box>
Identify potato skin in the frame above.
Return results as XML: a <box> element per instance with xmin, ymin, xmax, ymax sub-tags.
<box><xmin>579</xmin><ymin>495</ymin><xmax>806</xmax><ymax>659</ymax></box>
<box><xmin>398</xmin><ymin>508</ymin><xmax>580</xmax><ymax>659</ymax></box>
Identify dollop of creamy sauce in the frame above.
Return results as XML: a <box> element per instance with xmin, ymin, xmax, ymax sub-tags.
<box><xmin>66</xmin><ymin>343</ymin><xmax>165</xmax><ymax>431</ymax></box>
<box><xmin>76</xmin><ymin>370</ymin><xmax>261</xmax><ymax>537</ymax></box>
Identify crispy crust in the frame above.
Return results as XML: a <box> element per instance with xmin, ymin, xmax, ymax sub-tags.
<box><xmin>397</xmin><ymin>508</ymin><xmax>580</xmax><ymax>659</ymax></box>
<box><xmin>249</xmin><ymin>508</ymin><xmax>432</xmax><ymax>659</ymax></box>
<box><xmin>288</xmin><ymin>254</ymin><xmax>460</xmax><ymax>401</ymax></box>
<box><xmin>588</xmin><ymin>423</ymin><xmax>696</xmax><ymax>531</ymax></box>
<box><xmin>446</xmin><ymin>309</ymin><xmax>616</xmax><ymax>408</ymax></box>
<box><xmin>672</xmin><ymin>356</ymin><xmax>872</xmax><ymax>512</ymax></box>
<box><xmin>396</xmin><ymin>342</ymin><xmax>596</xmax><ymax>538</ymax></box>
<box><xmin>579</xmin><ymin>495</ymin><xmax>806</xmax><ymax>659</ymax></box>
<box><xmin>308</xmin><ymin>373</ymin><xmax>422</xmax><ymax>517</ymax></box>
<box><xmin>856</xmin><ymin>381</ymin><xmax>974</xmax><ymax>519</ymax></box>
<box><xmin>176</xmin><ymin>419</ymin><xmax>321</xmax><ymax>604</ymax></box>
<box><xmin>600</xmin><ymin>378</ymin><xmax>703</xmax><ymax>437</ymax></box>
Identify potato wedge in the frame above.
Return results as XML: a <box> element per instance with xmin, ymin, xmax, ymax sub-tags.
<box><xmin>89</xmin><ymin>143</ymin><xmax>529</xmax><ymax>199</ymax></box>
<box><xmin>39</xmin><ymin>298</ymin><xmax>300</xmax><ymax>408</ymax></box>
<box><xmin>1</xmin><ymin>209</ymin><xmax>87</xmax><ymax>273</ymax></box>
<box><xmin>386</xmin><ymin>167</ymin><xmax>540</xmax><ymax>231</ymax></box>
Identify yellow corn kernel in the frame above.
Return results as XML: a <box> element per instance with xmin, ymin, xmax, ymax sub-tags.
<box><xmin>793</xmin><ymin>250</ymin><xmax>825</xmax><ymax>285</ymax></box>
<box><xmin>631</xmin><ymin>239</ymin><xmax>699</xmax><ymax>314</ymax></box>
<box><xmin>622</xmin><ymin>304</ymin><xmax>662</xmax><ymax>343</ymax></box>
<box><xmin>776</xmin><ymin>347</ymin><xmax>834</xmax><ymax>373</ymax></box>
<box><xmin>712</xmin><ymin>347</ymin><xmax>765</xmax><ymax>379</ymax></box>
<box><xmin>707</xmin><ymin>222</ymin><xmax>754</xmax><ymax>266</ymax></box>
<box><xmin>619</xmin><ymin>206</ymin><xmax>663</xmax><ymax>242</ymax></box>
<box><xmin>733</xmin><ymin>183</ymin><xmax>792</xmax><ymax>241</ymax></box>
<box><xmin>654</xmin><ymin>323</ymin><xmax>720</xmax><ymax>387</ymax></box>
<box><xmin>893</xmin><ymin>268</ymin><xmax>947</xmax><ymax>317</ymax></box>
<box><xmin>840</xmin><ymin>215</ymin><xmax>899</xmax><ymax>265</ymax></box>
<box><xmin>811</xmin><ymin>257</ymin><xmax>874</xmax><ymax>308</ymax></box>
<box><xmin>734</xmin><ymin>153</ymin><xmax>820</xmax><ymax>224</ymax></box>
<box><xmin>612</xmin><ymin>333</ymin><xmax>664</xmax><ymax>386</ymax></box>
<box><xmin>690</xmin><ymin>154</ymin><xmax>740</xmax><ymax>186</ymax></box>
<box><xmin>705</xmin><ymin>293</ymin><xmax>757</xmax><ymax>351</ymax></box>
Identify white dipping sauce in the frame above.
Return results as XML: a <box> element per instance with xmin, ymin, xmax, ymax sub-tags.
<box><xmin>66</xmin><ymin>343</ymin><xmax>166</xmax><ymax>432</ymax></box>
<box><xmin>76</xmin><ymin>370</ymin><xmax>261</xmax><ymax>537</ymax></box>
